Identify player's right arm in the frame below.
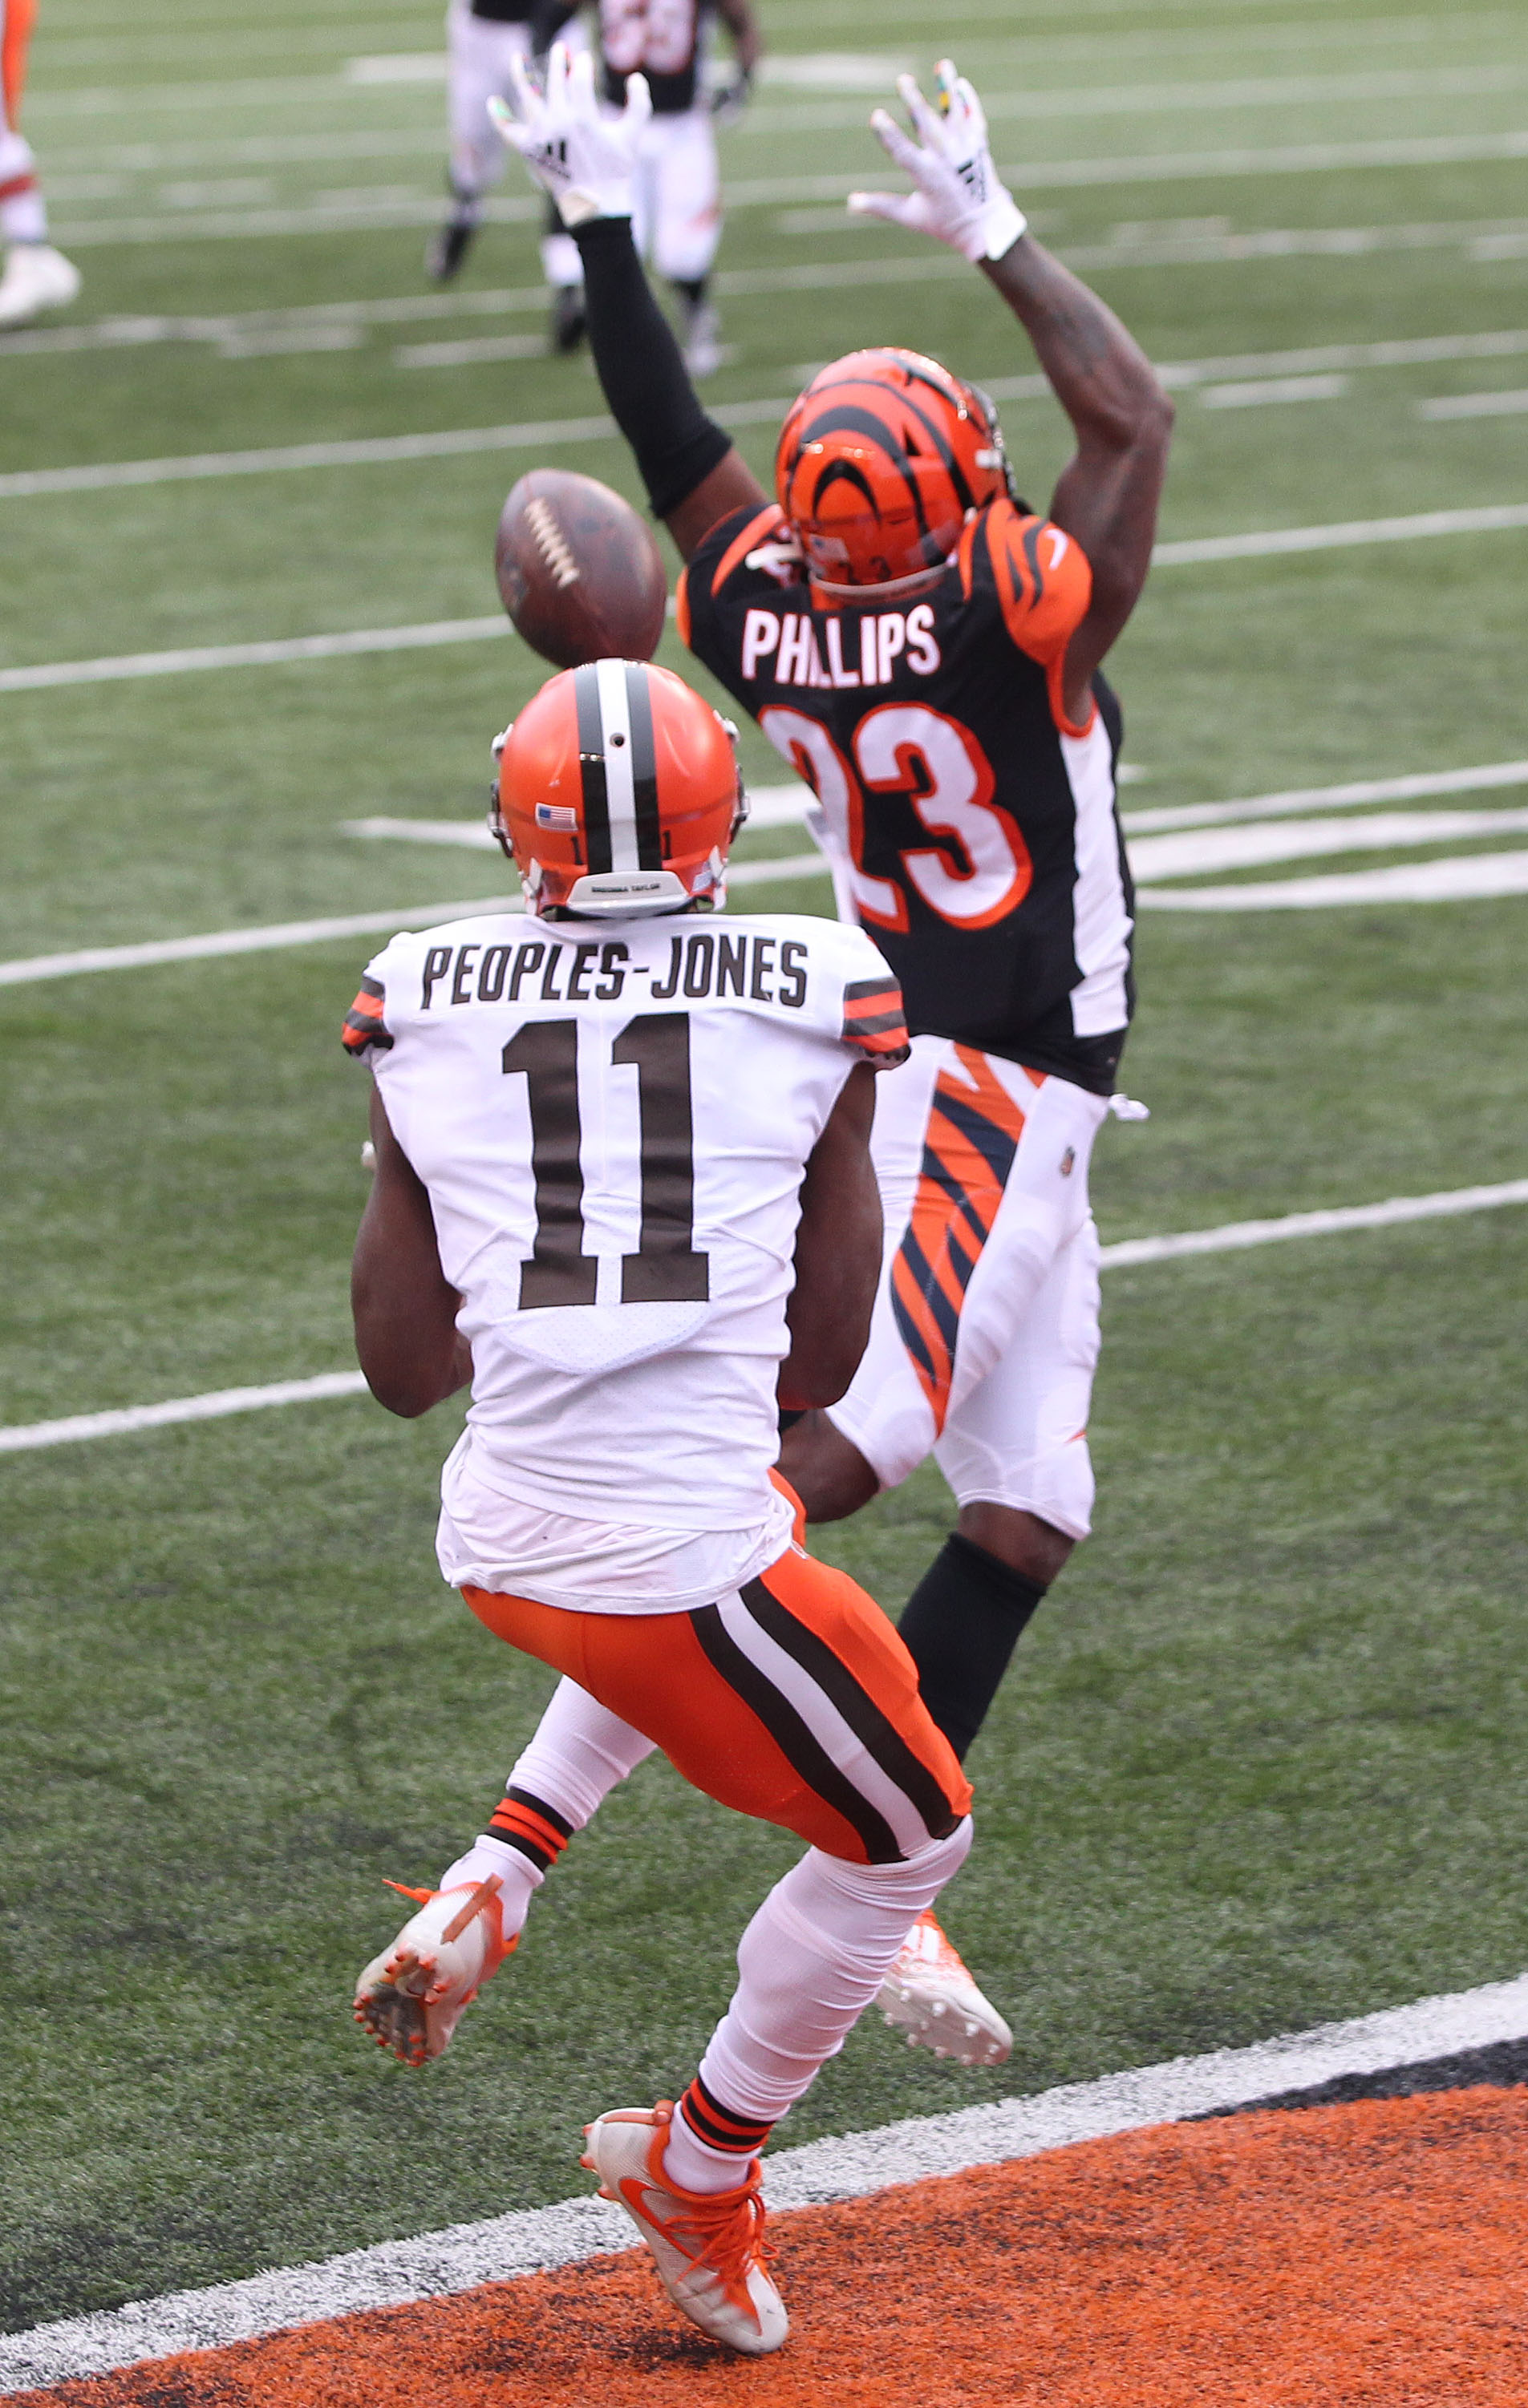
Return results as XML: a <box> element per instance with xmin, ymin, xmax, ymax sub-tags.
<box><xmin>778</xmin><ymin>1062</ymin><xmax>882</xmax><ymax>1410</ymax></box>
<box><xmin>492</xmin><ymin>44</ymin><xmax>763</xmax><ymax>561</ymax></box>
<box><xmin>351</xmin><ymin>1087</ymin><xmax>473</xmax><ymax>1418</ymax></box>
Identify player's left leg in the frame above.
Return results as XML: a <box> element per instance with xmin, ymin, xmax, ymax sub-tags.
<box><xmin>0</xmin><ymin>0</ymin><xmax>80</xmax><ymax>329</ymax></box>
<box><xmin>646</xmin><ymin>107</ymin><xmax>723</xmax><ymax>375</ymax></box>
<box><xmin>354</xmin><ymin>1676</ymin><xmax>655</xmax><ymax>2063</ymax></box>
<box><xmin>399</xmin><ymin>1545</ymin><xmax>972</xmax><ymax>2351</ymax></box>
<box><xmin>429</xmin><ymin>2</ymin><xmax>529</xmax><ymax>281</ymax></box>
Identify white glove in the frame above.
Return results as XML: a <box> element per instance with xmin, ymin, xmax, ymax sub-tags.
<box><xmin>848</xmin><ymin>59</ymin><xmax>1026</xmax><ymax>265</ymax></box>
<box><xmin>488</xmin><ymin>42</ymin><xmax>651</xmax><ymax>229</ymax></box>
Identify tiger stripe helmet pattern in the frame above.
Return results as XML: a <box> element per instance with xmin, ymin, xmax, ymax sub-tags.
<box><xmin>492</xmin><ymin>658</ymin><xmax>746</xmax><ymax>919</ymax></box>
<box><xmin>776</xmin><ymin>347</ymin><xmax>1013</xmax><ymax>593</ymax></box>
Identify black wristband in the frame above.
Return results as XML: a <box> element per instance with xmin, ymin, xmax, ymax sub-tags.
<box><xmin>574</xmin><ymin>217</ymin><xmax>733</xmax><ymax>520</ymax></box>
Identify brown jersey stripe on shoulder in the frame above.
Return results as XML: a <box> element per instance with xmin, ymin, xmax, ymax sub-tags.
<box><xmin>710</xmin><ymin>502</ymin><xmax>788</xmax><ymax>598</ymax></box>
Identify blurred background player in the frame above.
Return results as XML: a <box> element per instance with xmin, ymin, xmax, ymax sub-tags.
<box><xmin>595</xmin><ymin>0</ymin><xmax>760</xmax><ymax>374</ymax></box>
<box><xmin>0</xmin><ymin>0</ymin><xmax>79</xmax><ymax>329</ymax></box>
<box><xmin>429</xmin><ymin>0</ymin><xmax>589</xmax><ymax>354</ymax></box>
<box><xmin>503</xmin><ymin>0</ymin><xmax>759</xmax><ymax>375</ymax></box>
<box><xmin>495</xmin><ymin>52</ymin><xmax>1172</xmax><ymax>2050</ymax></box>
<box><xmin>346</xmin><ymin>660</ymin><xmax>971</xmax><ymax>2357</ymax></box>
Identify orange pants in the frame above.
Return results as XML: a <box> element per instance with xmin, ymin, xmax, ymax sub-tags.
<box><xmin>2</xmin><ymin>0</ymin><xmax>36</xmax><ymax>127</ymax></box>
<box><xmin>465</xmin><ymin>1544</ymin><xmax>971</xmax><ymax>1866</ymax></box>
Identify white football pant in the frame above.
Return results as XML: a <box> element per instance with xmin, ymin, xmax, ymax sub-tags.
<box><xmin>1</xmin><ymin>0</ymin><xmax>47</xmax><ymax>246</ymax></box>
<box><xmin>444</xmin><ymin>0</ymin><xmax>584</xmax><ymax>286</ymax></box>
<box><xmin>828</xmin><ymin>1038</ymin><xmax>1111</xmax><ymax>1541</ymax></box>
<box><xmin>630</xmin><ymin>106</ymin><xmax>721</xmax><ymax>284</ymax></box>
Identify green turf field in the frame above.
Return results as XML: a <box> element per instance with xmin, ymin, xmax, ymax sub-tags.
<box><xmin>2</xmin><ymin>0</ymin><xmax>1526</xmax><ymax>2333</ymax></box>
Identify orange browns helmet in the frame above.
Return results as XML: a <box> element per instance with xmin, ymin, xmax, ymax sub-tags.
<box><xmin>776</xmin><ymin>347</ymin><xmax>1015</xmax><ymax>594</ymax></box>
<box><xmin>492</xmin><ymin>658</ymin><xmax>747</xmax><ymax>919</ymax></box>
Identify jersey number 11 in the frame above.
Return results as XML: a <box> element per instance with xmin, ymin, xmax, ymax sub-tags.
<box><xmin>502</xmin><ymin>1013</ymin><xmax>710</xmax><ymax>1310</ymax></box>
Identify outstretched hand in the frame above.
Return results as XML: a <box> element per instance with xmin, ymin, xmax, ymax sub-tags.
<box><xmin>489</xmin><ymin>40</ymin><xmax>651</xmax><ymax>227</ymax></box>
<box><xmin>849</xmin><ymin>59</ymin><xmax>1026</xmax><ymax>265</ymax></box>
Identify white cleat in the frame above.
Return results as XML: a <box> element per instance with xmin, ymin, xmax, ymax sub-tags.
<box><xmin>681</xmin><ymin>300</ymin><xmax>724</xmax><ymax>379</ymax></box>
<box><xmin>0</xmin><ymin>244</ymin><xmax>81</xmax><ymax>329</ymax></box>
<box><xmin>877</xmin><ymin>1909</ymin><xmax>1013</xmax><ymax>2068</ymax></box>
<box><xmin>352</xmin><ymin>1876</ymin><xmax>513</xmax><ymax>2066</ymax></box>
<box><xmin>582</xmin><ymin>2102</ymin><xmax>788</xmax><ymax>2357</ymax></box>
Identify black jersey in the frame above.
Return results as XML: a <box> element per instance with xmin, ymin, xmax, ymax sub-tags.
<box><xmin>679</xmin><ymin>497</ymin><xmax>1135</xmax><ymax>1094</ymax></box>
<box><xmin>598</xmin><ymin>0</ymin><xmax>711</xmax><ymax>112</ymax></box>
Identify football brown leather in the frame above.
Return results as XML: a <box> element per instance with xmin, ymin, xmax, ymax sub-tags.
<box><xmin>494</xmin><ymin>468</ymin><xmax>669</xmax><ymax>669</ymax></box>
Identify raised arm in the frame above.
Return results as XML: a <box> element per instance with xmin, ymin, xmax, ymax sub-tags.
<box><xmin>983</xmin><ymin>243</ymin><xmax>1172</xmax><ymax>712</ymax></box>
<box><xmin>777</xmin><ymin>1063</ymin><xmax>882</xmax><ymax>1410</ymax></box>
<box><xmin>850</xmin><ymin>61</ymin><xmax>1173</xmax><ymax>719</ymax></box>
<box><xmin>492</xmin><ymin>49</ymin><xmax>766</xmax><ymax>561</ymax></box>
<box><xmin>351</xmin><ymin>1088</ymin><xmax>472</xmax><ymax>1418</ymax></box>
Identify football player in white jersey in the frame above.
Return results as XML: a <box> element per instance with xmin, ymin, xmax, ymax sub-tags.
<box><xmin>0</xmin><ymin>0</ymin><xmax>79</xmax><ymax>329</ymax></box>
<box><xmin>346</xmin><ymin>659</ymin><xmax>972</xmax><ymax>2357</ymax></box>
<box><xmin>428</xmin><ymin>0</ymin><xmax>589</xmax><ymax>351</ymax></box>
<box><xmin>590</xmin><ymin>0</ymin><xmax>760</xmax><ymax>375</ymax></box>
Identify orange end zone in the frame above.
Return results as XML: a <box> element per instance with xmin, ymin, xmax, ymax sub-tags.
<box><xmin>18</xmin><ymin>2087</ymin><xmax>1528</xmax><ymax>2407</ymax></box>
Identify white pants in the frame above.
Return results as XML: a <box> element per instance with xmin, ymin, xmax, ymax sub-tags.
<box><xmin>630</xmin><ymin>106</ymin><xmax>721</xmax><ymax>283</ymax></box>
<box><xmin>1</xmin><ymin>0</ymin><xmax>47</xmax><ymax>246</ymax></box>
<box><xmin>828</xmin><ymin>1037</ymin><xmax>1109</xmax><ymax>1541</ymax></box>
<box><xmin>444</xmin><ymin>1</ymin><xmax>583</xmax><ymax>285</ymax></box>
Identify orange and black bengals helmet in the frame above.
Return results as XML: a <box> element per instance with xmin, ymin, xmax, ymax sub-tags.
<box><xmin>492</xmin><ymin>659</ymin><xmax>746</xmax><ymax>918</ymax></box>
<box><xmin>776</xmin><ymin>346</ymin><xmax>1014</xmax><ymax>593</ymax></box>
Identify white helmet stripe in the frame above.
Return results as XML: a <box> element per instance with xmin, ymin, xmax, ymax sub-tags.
<box><xmin>594</xmin><ymin>657</ymin><xmax>640</xmax><ymax>872</ymax></box>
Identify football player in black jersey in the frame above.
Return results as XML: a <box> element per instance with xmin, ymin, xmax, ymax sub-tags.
<box><xmin>496</xmin><ymin>53</ymin><xmax>1172</xmax><ymax>2054</ymax></box>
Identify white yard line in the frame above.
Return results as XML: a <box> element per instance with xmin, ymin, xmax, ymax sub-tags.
<box><xmin>3</xmin><ymin>496</ymin><xmax>1522</xmax><ymax>686</ymax></box>
<box><xmin>1126</xmin><ymin>804</ymin><xmax>1528</xmax><ymax>880</ymax></box>
<box><xmin>1152</xmin><ymin>501</ymin><xmax>1528</xmax><ymax>564</ymax></box>
<box><xmin>0</xmin><ymin>858</ymin><xmax>826</xmax><ymax>988</ymax></box>
<box><xmin>2</xmin><ymin>1967</ymin><xmax>1523</xmax><ymax>2391</ymax></box>
<box><xmin>0</xmin><ymin>617</ymin><xmax>508</xmax><ymax>694</ymax></box>
<box><xmin>1123</xmin><ymin>759</ymin><xmax>1528</xmax><ymax>833</ymax></box>
<box><xmin>1139</xmin><ymin>850</ymin><xmax>1528</xmax><ymax>907</ymax></box>
<box><xmin>1420</xmin><ymin>386</ymin><xmax>1528</xmax><ymax>419</ymax></box>
<box><xmin>3</xmin><ymin>1181</ymin><xmax>1524</xmax><ymax>1458</ymax></box>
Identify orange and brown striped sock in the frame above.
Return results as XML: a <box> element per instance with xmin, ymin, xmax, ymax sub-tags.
<box><xmin>483</xmin><ymin>1786</ymin><xmax>575</xmax><ymax>1878</ymax></box>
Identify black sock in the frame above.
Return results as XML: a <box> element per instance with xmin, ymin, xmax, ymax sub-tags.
<box><xmin>670</xmin><ymin>275</ymin><xmax>708</xmax><ymax>311</ymax></box>
<box><xmin>897</xmin><ymin>1534</ymin><xmax>1048</xmax><ymax>1760</ymax></box>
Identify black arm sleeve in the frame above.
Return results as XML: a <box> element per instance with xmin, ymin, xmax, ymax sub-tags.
<box><xmin>573</xmin><ymin>217</ymin><xmax>734</xmax><ymax>520</ymax></box>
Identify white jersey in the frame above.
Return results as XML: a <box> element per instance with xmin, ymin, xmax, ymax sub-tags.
<box><xmin>347</xmin><ymin>908</ymin><xmax>908</xmax><ymax>1540</ymax></box>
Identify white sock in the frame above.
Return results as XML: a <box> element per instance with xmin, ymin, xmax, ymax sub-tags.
<box><xmin>436</xmin><ymin>1835</ymin><xmax>541</xmax><ymax>1942</ymax></box>
<box><xmin>435</xmin><ymin>1682</ymin><xmax>655</xmax><ymax>1943</ymax></box>
<box><xmin>509</xmin><ymin>1676</ymin><xmax>656</xmax><ymax>1827</ymax></box>
<box><xmin>661</xmin><ymin>1819</ymin><xmax>973</xmax><ymax>2192</ymax></box>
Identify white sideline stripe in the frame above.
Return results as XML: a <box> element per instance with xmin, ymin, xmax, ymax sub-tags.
<box><xmin>1123</xmin><ymin>759</ymin><xmax>1528</xmax><ymax>833</ymax></box>
<box><xmin>0</xmin><ymin>860</ymin><xmax>828</xmax><ymax>988</ymax></box>
<box><xmin>1096</xmin><ymin>1180</ymin><xmax>1528</xmax><ymax>1267</ymax></box>
<box><xmin>2</xmin><ymin>1970</ymin><xmax>1523</xmax><ymax>2390</ymax></box>
<box><xmin>1126</xmin><ymin>804</ymin><xmax>1528</xmax><ymax>881</ymax></box>
<box><xmin>1139</xmin><ymin>850</ymin><xmax>1528</xmax><ymax>908</ymax></box>
<box><xmin>0</xmin><ymin>897</ymin><xmax>519</xmax><ymax>986</ymax></box>
<box><xmin>32</xmin><ymin>123</ymin><xmax>1528</xmax><ymax>197</ymax></box>
<box><xmin>0</xmin><ymin>618</ymin><xmax>508</xmax><ymax>694</ymax></box>
<box><xmin>4</xmin><ymin>1182</ymin><xmax>1525</xmax><ymax>1458</ymax></box>
<box><xmin>0</xmin><ymin>1374</ymin><xmax>370</xmax><ymax>1456</ymax></box>
<box><xmin>346</xmin><ymin>786</ymin><xmax>817</xmax><ymax>850</ymax></box>
<box><xmin>1153</xmin><ymin>501</ymin><xmax>1528</xmax><ymax>565</ymax></box>
<box><xmin>0</xmin><ymin>393</ymin><xmax>785</xmax><ymax>502</ymax></box>
<box><xmin>2</xmin><ymin>483</ymin><xmax>1522</xmax><ymax>688</ymax></box>
<box><xmin>1420</xmin><ymin>386</ymin><xmax>1528</xmax><ymax>419</ymax></box>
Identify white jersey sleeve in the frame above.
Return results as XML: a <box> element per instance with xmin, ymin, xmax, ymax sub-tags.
<box><xmin>342</xmin><ymin>909</ymin><xmax>907</xmax><ymax>1530</ymax></box>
